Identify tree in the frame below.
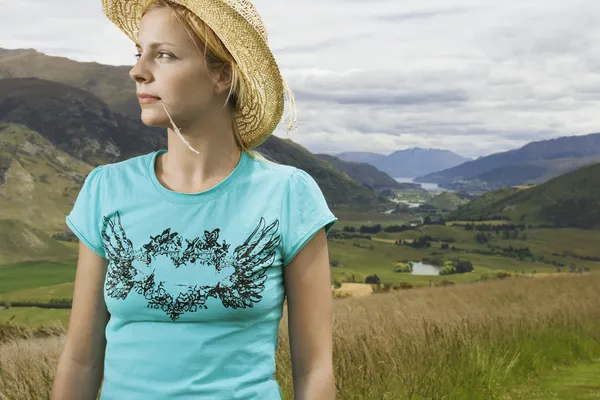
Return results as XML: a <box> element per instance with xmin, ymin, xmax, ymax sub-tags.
<box><xmin>475</xmin><ymin>232</ymin><xmax>490</xmax><ymax>244</ymax></box>
<box><xmin>365</xmin><ymin>274</ymin><xmax>381</xmax><ymax>285</ymax></box>
<box><xmin>454</xmin><ymin>260</ymin><xmax>474</xmax><ymax>273</ymax></box>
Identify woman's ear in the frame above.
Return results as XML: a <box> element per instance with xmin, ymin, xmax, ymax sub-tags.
<box><xmin>214</xmin><ymin>63</ymin><xmax>233</xmax><ymax>95</ymax></box>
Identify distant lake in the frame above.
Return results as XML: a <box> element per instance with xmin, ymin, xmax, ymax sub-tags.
<box><xmin>394</xmin><ymin>177</ymin><xmax>445</xmax><ymax>192</ymax></box>
<box><xmin>411</xmin><ymin>262</ymin><xmax>440</xmax><ymax>276</ymax></box>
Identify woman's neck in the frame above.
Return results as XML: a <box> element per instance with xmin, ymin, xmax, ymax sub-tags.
<box><xmin>155</xmin><ymin>124</ymin><xmax>242</xmax><ymax>194</ymax></box>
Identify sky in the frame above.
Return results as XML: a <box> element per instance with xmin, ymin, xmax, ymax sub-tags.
<box><xmin>1</xmin><ymin>0</ymin><xmax>599</xmax><ymax>158</ymax></box>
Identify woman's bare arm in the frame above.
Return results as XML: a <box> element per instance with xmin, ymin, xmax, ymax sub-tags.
<box><xmin>51</xmin><ymin>242</ymin><xmax>110</xmax><ymax>400</ymax></box>
<box><xmin>283</xmin><ymin>228</ymin><xmax>336</xmax><ymax>400</ymax></box>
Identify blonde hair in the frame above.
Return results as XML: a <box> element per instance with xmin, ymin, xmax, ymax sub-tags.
<box><xmin>141</xmin><ymin>0</ymin><xmax>279</xmax><ymax>163</ymax></box>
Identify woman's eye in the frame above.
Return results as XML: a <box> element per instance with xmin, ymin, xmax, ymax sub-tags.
<box><xmin>134</xmin><ymin>52</ymin><xmax>173</xmax><ymax>60</ymax></box>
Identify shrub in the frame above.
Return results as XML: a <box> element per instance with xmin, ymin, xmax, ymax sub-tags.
<box><xmin>394</xmin><ymin>262</ymin><xmax>413</xmax><ymax>273</ymax></box>
<box><xmin>365</xmin><ymin>274</ymin><xmax>381</xmax><ymax>285</ymax></box>
<box><xmin>495</xmin><ymin>271</ymin><xmax>512</xmax><ymax>280</ymax></box>
<box><xmin>430</xmin><ymin>256</ymin><xmax>445</xmax><ymax>267</ymax></box>
<box><xmin>455</xmin><ymin>260</ymin><xmax>474</xmax><ymax>273</ymax></box>
<box><xmin>393</xmin><ymin>282</ymin><xmax>414</xmax><ymax>290</ymax></box>
<box><xmin>439</xmin><ymin>265</ymin><xmax>456</xmax><ymax>276</ymax></box>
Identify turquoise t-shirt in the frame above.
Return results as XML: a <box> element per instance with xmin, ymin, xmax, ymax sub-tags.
<box><xmin>65</xmin><ymin>149</ymin><xmax>337</xmax><ymax>399</ymax></box>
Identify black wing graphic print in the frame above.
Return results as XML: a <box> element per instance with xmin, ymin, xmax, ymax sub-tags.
<box><xmin>102</xmin><ymin>211</ymin><xmax>146</xmax><ymax>300</ymax></box>
<box><xmin>211</xmin><ymin>217</ymin><xmax>281</xmax><ymax>309</ymax></box>
<box><xmin>101</xmin><ymin>213</ymin><xmax>282</xmax><ymax>321</ymax></box>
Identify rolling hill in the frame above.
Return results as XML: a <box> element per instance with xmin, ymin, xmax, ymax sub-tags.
<box><xmin>424</xmin><ymin>192</ymin><xmax>471</xmax><ymax>211</ymax></box>
<box><xmin>0</xmin><ymin>219</ymin><xmax>75</xmax><ymax>265</ymax></box>
<box><xmin>449</xmin><ymin>162</ymin><xmax>600</xmax><ymax>228</ymax></box>
<box><xmin>416</xmin><ymin>132</ymin><xmax>600</xmax><ymax>191</ymax></box>
<box><xmin>316</xmin><ymin>154</ymin><xmax>403</xmax><ymax>190</ymax></box>
<box><xmin>336</xmin><ymin>148</ymin><xmax>468</xmax><ymax>178</ymax></box>
<box><xmin>0</xmin><ymin>48</ymin><xmax>138</xmax><ymax>117</ymax></box>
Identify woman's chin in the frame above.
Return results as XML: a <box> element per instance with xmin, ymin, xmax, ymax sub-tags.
<box><xmin>140</xmin><ymin>110</ymin><xmax>169</xmax><ymax>127</ymax></box>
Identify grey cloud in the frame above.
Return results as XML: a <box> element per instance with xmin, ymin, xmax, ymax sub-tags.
<box><xmin>293</xmin><ymin>88</ymin><xmax>469</xmax><ymax>105</ymax></box>
<box><xmin>374</xmin><ymin>7</ymin><xmax>474</xmax><ymax>22</ymax></box>
<box><xmin>2</xmin><ymin>0</ymin><xmax>599</xmax><ymax>157</ymax></box>
<box><xmin>272</xmin><ymin>33</ymin><xmax>373</xmax><ymax>55</ymax></box>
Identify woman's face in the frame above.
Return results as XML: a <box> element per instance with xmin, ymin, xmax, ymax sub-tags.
<box><xmin>129</xmin><ymin>7</ymin><xmax>226</xmax><ymax>129</ymax></box>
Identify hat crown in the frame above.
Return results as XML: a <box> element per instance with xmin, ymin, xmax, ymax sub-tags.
<box><xmin>223</xmin><ymin>0</ymin><xmax>268</xmax><ymax>43</ymax></box>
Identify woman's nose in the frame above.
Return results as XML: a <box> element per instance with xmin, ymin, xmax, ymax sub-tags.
<box><xmin>129</xmin><ymin>60</ymin><xmax>152</xmax><ymax>83</ymax></box>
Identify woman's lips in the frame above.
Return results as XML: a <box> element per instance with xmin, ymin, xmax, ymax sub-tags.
<box><xmin>138</xmin><ymin>96</ymin><xmax>159</xmax><ymax>104</ymax></box>
<box><xmin>137</xmin><ymin>94</ymin><xmax>160</xmax><ymax>104</ymax></box>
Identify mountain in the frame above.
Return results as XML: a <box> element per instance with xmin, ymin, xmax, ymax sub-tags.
<box><xmin>449</xmin><ymin>162</ymin><xmax>600</xmax><ymax>228</ymax></box>
<box><xmin>416</xmin><ymin>133</ymin><xmax>600</xmax><ymax>191</ymax></box>
<box><xmin>424</xmin><ymin>192</ymin><xmax>471</xmax><ymax>211</ymax></box>
<box><xmin>315</xmin><ymin>154</ymin><xmax>404</xmax><ymax>190</ymax></box>
<box><xmin>0</xmin><ymin>77</ymin><xmax>165</xmax><ymax>165</ymax></box>
<box><xmin>0</xmin><ymin>69</ymin><xmax>392</xmax><ymax>212</ymax></box>
<box><xmin>0</xmin><ymin>48</ymin><xmax>138</xmax><ymax>117</ymax></box>
<box><xmin>336</xmin><ymin>148</ymin><xmax>468</xmax><ymax>178</ymax></box>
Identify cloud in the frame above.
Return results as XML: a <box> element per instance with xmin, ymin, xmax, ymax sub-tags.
<box><xmin>374</xmin><ymin>7</ymin><xmax>476</xmax><ymax>22</ymax></box>
<box><xmin>1</xmin><ymin>0</ymin><xmax>599</xmax><ymax>158</ymax></box>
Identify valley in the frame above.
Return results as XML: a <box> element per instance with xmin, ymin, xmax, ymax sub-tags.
<box><xmin>1</xmin><ymin>47</ymin><xmax>600</xmax><ymax>400</ymax></box>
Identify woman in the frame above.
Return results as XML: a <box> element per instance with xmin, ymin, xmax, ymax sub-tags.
<box><xmin>51</xmin><ymin>1</ymin><xmax>338</xmax><ymax>399</ymax></box>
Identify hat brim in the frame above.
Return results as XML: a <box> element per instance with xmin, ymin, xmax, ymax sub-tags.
<box><xmin>101</xmin><ymin>0</ymin><xmax>285</xmax><ymax>148</ymax></box>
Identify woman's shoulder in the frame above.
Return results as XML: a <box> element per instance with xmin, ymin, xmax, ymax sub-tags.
<box><xmin>247</xmin><ymin>152</ymin><xmax>312</xmax><ymax>181</ymax></box>
<box><xmin>100</xmin><ymin>151</ymin><xmax>156</xmax><ymax>176</ymax></box>
<box><xmin>246</xmin><ymin>153</ymin><xmax>321</xmax><ymax>193</ymax></box>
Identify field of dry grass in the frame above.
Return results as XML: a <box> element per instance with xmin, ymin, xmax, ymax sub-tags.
<box><xmin>1</xmin><ymin>275</ymin><xmax>599</xmax><ymax>399</ymax></box>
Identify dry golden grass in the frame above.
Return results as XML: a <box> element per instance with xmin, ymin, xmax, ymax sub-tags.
<box><xmin>1</xmin><ymin>275</ymin><xmax>599</xmax><ymax>399</ymax></box>
<box><xmin>332</xmin><ymin>283</ymin><xmax>374</xmax><ymax>297</ymax></box>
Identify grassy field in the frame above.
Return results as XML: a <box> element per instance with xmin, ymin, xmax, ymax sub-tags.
<box><xmin>0</xmin><ymin>260</ymin><xmax>76</xmax><ymax>296</ymax></box>
<box><xmin>1</xmin><ymin>275</ymin><xmax>599</xmax><ymax>399</ymax></box>
<box><xmin>507</xmin><ymin>359</ymin><xmax>600</xmax><ymax>399</ymax></box>
<box><xmin>1</xmin><ymin>214</ymin><xmax>600</xmax><ymax>398</ymax></box>
<box><xmin>326</xmin><ymin>220</ymin><xmax>600</xmax><ymax>287</ymax></box>
<box><xmin>2</xmin><ymin>220</ymin><xmax>600</xmax><ymax>304</ymax></box>
<box><xmin>0</xmin><ymin>307</ymin><xmax>70</xmax><ymax>328</ymax></box>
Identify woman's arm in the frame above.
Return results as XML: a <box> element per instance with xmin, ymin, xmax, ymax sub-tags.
<box><xmin>51</xmin><ymin>242</ymin><xmax>110</xmax><ymax>400</ymax></box>
<box><xmin>283</xmin><ymin>228</ymin><xmax>336</xmax><ymax>400</ymax></box>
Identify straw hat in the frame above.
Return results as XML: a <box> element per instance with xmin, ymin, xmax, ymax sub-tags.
<box><xmin>101</xmin><ymin>0</ymin><xmax>296</xmax><ymax>149</ymax></box>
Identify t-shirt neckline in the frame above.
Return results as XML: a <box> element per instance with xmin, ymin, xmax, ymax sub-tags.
<box><xmin>147</xmin><ymin>148</ymin><xmax>250</xmax><ymax>204</ymax></box>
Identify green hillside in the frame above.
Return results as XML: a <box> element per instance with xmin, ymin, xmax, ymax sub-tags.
<box><xmin>0</xmin><ymin>219</ymin><xmax>74</xmax><ymax>265</ymax></box>
<box><xmin>449</xmin><ymin>188</ymin><xmax>521</xmax><ymax>220</ymax></box>
<box><xmin>316</xmin><ymin>153</ymin><xmax>402</xmax><ymax>190</ymax></box>
<box><xmin>0</xmin><ymin>122</ymin><xmax>93</xmax><ymax>233</ymax></box>
<box><xmin>425</xmin><ymin>192</ymin><xmax>470</xmax><ymax>211</ymax></box>
<box><xmin>450</xmin><ymin>163</ymin><xmax>600</xmax><ymax>228</ymax></box>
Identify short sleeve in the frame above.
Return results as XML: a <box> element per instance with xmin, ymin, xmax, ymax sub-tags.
<box><xmin>280</xmin><ymin>169</ymin><xmax>338</xmax><ymax>266</ymax></box>
<box><xmin>65</xmin><ymin>166</ymin><xmax>106</xmax><ymax>258</ymax></box>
